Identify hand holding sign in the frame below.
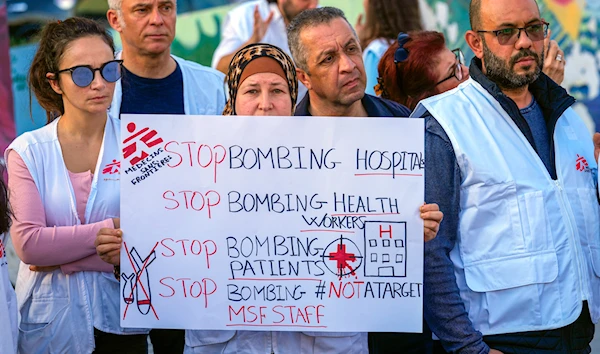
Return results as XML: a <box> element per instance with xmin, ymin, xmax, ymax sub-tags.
<box><xmin>421</xmin><ymin>203</ymin><xmax>442</xmax><ymax>242</ymax></box>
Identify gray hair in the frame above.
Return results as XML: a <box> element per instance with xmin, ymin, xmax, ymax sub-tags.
<box><xmin>287</xmin><ymin>7</ymin><xmax>356</xmax><ymax>73</ymax></box>
<box><xmin>107</xmin><ymin>0</ymin><xmax>178</xmax><ymax>13</ymax></box>
<box><xmin>107</xmin><ymin>0</ymin><xmax>122</xmax><ymax>11</ymax></box>
<box><xmin>107</xmin><ymin>0</ymin><xmax>177</xmax><ymax>29</ymax></box>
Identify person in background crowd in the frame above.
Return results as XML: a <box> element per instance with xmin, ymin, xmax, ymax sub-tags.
<box><xmin>376</xmin><ymin>31</ymin><xmax>469</xmax><ymax>110</ymax></box>
<box><xmin>376</xmin><ymin>28</ymin><xmax>565</xmax><ymax>110</ymax></box>
<box><xmin>0</xmin><ymin>172</ymin><xmax>16</xmax><ymax>354</ymax></box>
<box><xmin>356</xmin><ymin>0</ymin><xmax>423</xmax><ymax>96</ymax></box>
<box><xmin>6</xmin><ymin>17</ymin><xmax>147</xmax><ymax>353</ymax></box>
<box><xmin>212</xmin><ymin>0</ymin><xmax>318</xmax><ymax>98</ymax></box>
<box><xmin>105</xmin><ymin>0</ymin><xmax>227</xmax><ymax>349</ymax></box>
<box><xmin>288</xmin><ymin>8</ymin><xmax>444</xmax><ymax>352</ymax></box>
<box><xmin>413</xmin><ymin>0</ymin><xmax>599</xmax><ymax>352</ymax></box>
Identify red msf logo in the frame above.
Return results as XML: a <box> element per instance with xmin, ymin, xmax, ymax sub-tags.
<box><xmin>122</xmin><ymin>123</ymin><xmax>164</xmax><ymax>166</ymax></box>
<box><xmin>102</xmin><ymin>160</ymin><xmax>120</xmax><ymax>175</ymax></box>
<box><xmin>576</xmin><ymin>154</ymin><xmax>589</xmax><ymax>172</ymax></box>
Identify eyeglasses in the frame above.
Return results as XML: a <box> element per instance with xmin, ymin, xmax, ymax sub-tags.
<box><xmin>56</xmin><ymin>60</ymin><xmax>123</xmax><ymax>87</ymax></box>
<box><xmin>435</xmin><ymin>48</ymin><xmax>465</xmax><ymax>86</ymax></box>
<box><xmin>477</xmin><ymin>22</ymin><xmax>549</xmax><ymax>46</ymax></box>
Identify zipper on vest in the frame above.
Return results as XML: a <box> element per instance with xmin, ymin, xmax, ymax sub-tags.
<box><xmin>270</xmin><ymin>331</ymin><xmax>274</xmax><ymax>354</ymax></box>
<box><xmin>553</xmin><ymin>179</ymin><xmax>588</xmax><ymax>301</ymax></box>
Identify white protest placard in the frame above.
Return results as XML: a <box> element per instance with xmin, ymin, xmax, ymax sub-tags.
<box><xmin>119</xmin><ymin>114</ymin><xmax>424</xmax><ymax>332</ymax></box>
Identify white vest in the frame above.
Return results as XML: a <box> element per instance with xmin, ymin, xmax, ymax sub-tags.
<box><xmin>5</xmin><ymin>116</ymin><xmax>147</xmax><ymax>354</ymax></box>
<box><xmin>413</xmin><ymin>79</ymin><xmax>600</xmax><ymax>335</ymax></box>
<box><xmin>0</xmin><ymin>233</ymin><xmax>17</xmax><ymax>354</ymax></box>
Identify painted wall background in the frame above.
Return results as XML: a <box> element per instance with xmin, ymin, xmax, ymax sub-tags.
<box><xmin>8</xmin><ymin>0</ymin><xmax>600</xmax><ymax>136</ymax></box>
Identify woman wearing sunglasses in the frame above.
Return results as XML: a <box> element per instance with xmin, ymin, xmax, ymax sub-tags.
<box><xmin>376</xmin><ymin>28</ymin><xmax>564</xmax><ymax>111</ymax></box>
<box><xmin>5</xmin><ymin>17</ymin><xmax>148</xmax><ymax>353</ymax></box>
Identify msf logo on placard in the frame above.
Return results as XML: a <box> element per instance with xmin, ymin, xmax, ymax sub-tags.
<box><xmin>122</xmin><ymin>123</ymin><xmax>164</xmax><ymax>166</ymax></box>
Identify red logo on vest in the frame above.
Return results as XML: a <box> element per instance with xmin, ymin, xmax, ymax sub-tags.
<box><xmin>576</xmin><ymin>154</ymin><xmax>589</xmax><ymax>172</ymax></box>
<box><xmin>102</xmin><ymin>160</ymin><xmax>121</xmax><ymax>174</ymax></box>
<box><xmin>122</xmin><ymin>123</ymin><xmax>164</xmax><ymax>166</ymax></box>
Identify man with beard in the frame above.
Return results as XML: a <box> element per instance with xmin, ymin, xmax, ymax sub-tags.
<box><xmin>411</xmin><ymin>0</ymin><xmax>600</xmax><ymax>353</ymax></box>
<box><xmin>212</xmin><ymin>0</ymin><xmax>318</xmax><ymax>99</ymax></box>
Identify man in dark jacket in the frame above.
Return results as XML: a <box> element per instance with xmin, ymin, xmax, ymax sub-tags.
<box><xmin>418</xmin><ymin>0</ymin><xmax>599</xmax><ymax>353</ymax></box>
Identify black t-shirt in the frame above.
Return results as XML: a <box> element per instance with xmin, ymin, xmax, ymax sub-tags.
<box><xmin>120</xmin><ymin>63</ymin><xmax>185</xmax><ymax>115</ymax></box>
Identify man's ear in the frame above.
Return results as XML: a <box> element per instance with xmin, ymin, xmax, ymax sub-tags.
<box><xmin>465</xmin><ymin>30</ymin><xmax>484</xmax><ymax>59</ymax></box>
<box><xmin>107</xmin><ymin>9</ymin><xmax>123</xmax><ymax>32</ymax></box>
<box><xmin>296</xmin><ymin>67</ymin><xmax>311</xmax><ymax>91</ymax></box>
<box><xmin>46</xmin><ymin>73</ymin><xmax>63</xmax><ymax>95</ymax></box>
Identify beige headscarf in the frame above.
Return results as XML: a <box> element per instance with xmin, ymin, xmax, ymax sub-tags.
<box><xmin>223</xmin><ymin>43</ymin><xmax>298</xmax><ymax>115</ymax></box>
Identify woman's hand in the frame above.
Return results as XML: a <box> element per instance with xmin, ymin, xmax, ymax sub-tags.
<box><xmin>95</xmin><ymin>228</ymin><xmax>122</xmax><ymax>265</ymax></box>
<box><xmin>421</xmin><ymin>203</ymin><xmax>443</xmax><ymax>242</ymax></box>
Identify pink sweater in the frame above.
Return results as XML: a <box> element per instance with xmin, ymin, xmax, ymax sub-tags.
<box><xmin>7</xmin><ymin>150</ymin><xmax>113</xmax><ymax>274</ymax></box>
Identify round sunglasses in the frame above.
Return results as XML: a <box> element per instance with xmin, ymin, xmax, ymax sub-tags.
<box><xmin>55</xmin><ymin>60</ymin><xmax>123</xmax><ymax>88</ymax></box>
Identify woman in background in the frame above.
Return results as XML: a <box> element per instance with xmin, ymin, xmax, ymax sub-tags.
<box><xmin>357</xmin><ymin>0</ymin><xmax>423</xmax><ymax>96</ymax></box>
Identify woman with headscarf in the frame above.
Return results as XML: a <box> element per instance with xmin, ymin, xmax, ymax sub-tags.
<box><xmin>223</xmin><ymin>43</ymin><xmax>298</xmax><ymax>116</ymax></box>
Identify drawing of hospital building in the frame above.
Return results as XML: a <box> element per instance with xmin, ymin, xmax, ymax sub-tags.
<box><xmin>363</xmin><ymin>221</ymin><xmax>407</xmax><ymax>277</ymax></box>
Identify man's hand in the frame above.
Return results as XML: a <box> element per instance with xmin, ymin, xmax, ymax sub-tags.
<box><xmin>250</xmin><ymin>5</ymin><xmax>274</xmax><ymax>43</ymax></box>
<box><xmin>489</xmin><ymin>350</ymin><xmax>504</xmax><ymax>354</ymax></box>
<box><xmin>95</xmin><ymin>228</ymin><xmax>122</xmax><ymax>266</ymax></box>
<box><xmin>593</xmin><ymin>132</ymin><xmax>600</xmax><ymax>163</ymax></box>
<box><xmin>421</xmin><ymin>203</ymin><xmax>443</xmax><ymax>242</ymax></box>
<box><xmin>543</xmin><ymin>29</ymin><xmax>565</xmax><ymax>84</ymax></box>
